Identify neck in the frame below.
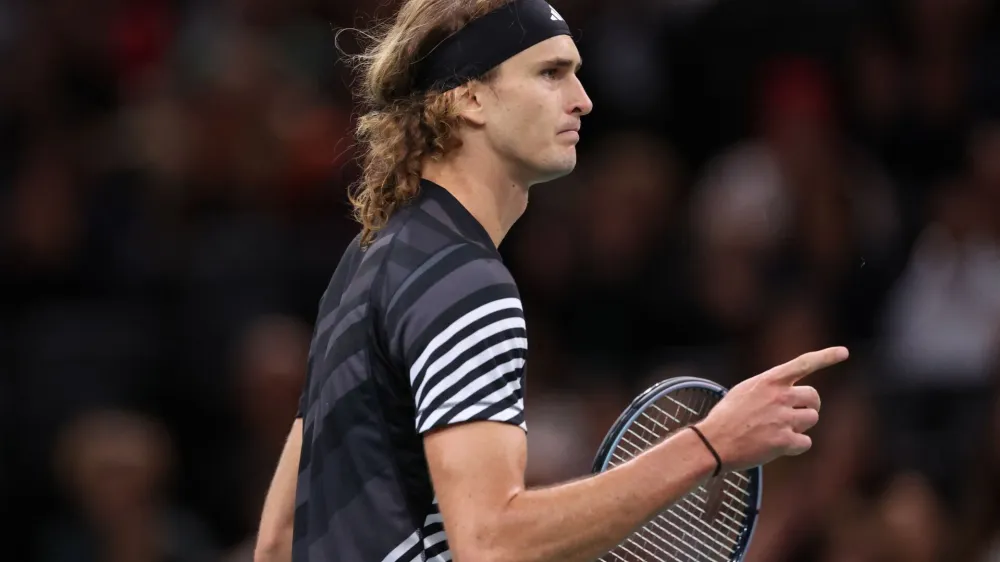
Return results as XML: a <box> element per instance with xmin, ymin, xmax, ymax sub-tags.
<box><xmin>421</xmin><ymin>150</ymin><xmax>529</xmax><ymax>247</ymax></box>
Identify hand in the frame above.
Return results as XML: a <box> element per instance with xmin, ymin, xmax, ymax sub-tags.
<box><xmin>695</xmin><ymin>347</ymin><xmax>849</xmax><ymax>472</ymax></box>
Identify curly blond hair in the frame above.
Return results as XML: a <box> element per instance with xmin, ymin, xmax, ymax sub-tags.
<box><xmin>347</xmin><ymin>0</ymin><xmax>509</xmax><ymax>247</ymax></box>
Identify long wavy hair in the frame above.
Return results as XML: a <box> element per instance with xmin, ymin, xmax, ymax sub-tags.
<box><xmin>346</xmin><ymin>0</ymin><xmax>509</xmax><ymax>247</ymax></box>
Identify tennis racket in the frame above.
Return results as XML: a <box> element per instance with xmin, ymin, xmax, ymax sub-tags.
<box><xmin>591</xmin><ymin>376</ymin><xmax>763</xmax><ymax>562</ymax></box>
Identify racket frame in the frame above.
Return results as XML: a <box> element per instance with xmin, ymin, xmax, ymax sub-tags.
<box><xmin>591</xmin><ymin>376</ymin><xmax>763</xmax><ymax>562</ymax></box>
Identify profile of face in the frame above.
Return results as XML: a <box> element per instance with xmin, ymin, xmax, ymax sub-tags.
<box><xmin>464</xmin><ymin>35</ymin><xmax>593</xmax><ymax>185</ymax></box>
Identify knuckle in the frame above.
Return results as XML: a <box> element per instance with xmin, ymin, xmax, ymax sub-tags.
<box><xmin>800</xmin><ymin>358</ymin><xmax>813</xmax><ymax>374</ymax></box>
<box><xmin>779</xmin><ymin>408</ymin><xmax>796</xmax><ymax>425</ymax></box>
<box><xmin>774</xmin><ymin>428</ymin><xmax>794</xmax><ymax>448</ymax></box>
<box><xmin>781</xmin><ymin>429</ymin><xmax>798</xmax><ymax>449</ymax></box>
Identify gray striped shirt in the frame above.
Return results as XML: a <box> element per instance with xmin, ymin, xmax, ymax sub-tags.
<box><xmin>293</xmin><ymin>179</ymin><xmax>527</xmax><ymax>561</ymax></box>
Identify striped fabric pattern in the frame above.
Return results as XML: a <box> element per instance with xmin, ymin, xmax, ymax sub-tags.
<box><xmin>381</xmin><ymin>500</ymin><xmax>450</xmax><ymax>562</ymax></box>
<box><xmin>410</xmin><ymin>297</ymin><xmax>527</xmax><ymax>433</ymax></box>
<box><xmin>292</xmin><ymin>179</ymin><xmax>528</xmax><ymax>562</ymax></box>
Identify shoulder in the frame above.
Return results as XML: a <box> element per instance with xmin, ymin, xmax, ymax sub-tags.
<box><xmin>378</xmin><ymin>211</ymin><xmax>517</xmax><ymax>309</ymax></box>
<box><xmin>384</xmin><ymin>241</ymin><xmax>517</xmax><ymax>320</ymax></box>
<box><xmin>378</xmin><ymin>238</ymin><xmax>522</xmax><ymax>364</ymax></box>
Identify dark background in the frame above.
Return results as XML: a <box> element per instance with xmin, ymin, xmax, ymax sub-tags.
<box><xmin>3</xmin><ymin>0</ymin><xmax>1000</xmax><ymax>560</ymax></box>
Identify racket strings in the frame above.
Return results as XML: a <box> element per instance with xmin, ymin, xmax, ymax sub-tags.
<box><xmin>599</xmin><ymin>388</ymin><xmax>754</xmax><ymax>562</ymax></box>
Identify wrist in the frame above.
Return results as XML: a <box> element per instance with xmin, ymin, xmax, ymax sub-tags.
<box><xmin>656</xmin><ymin>425</ymin><xmax>718</xmax><ymax>481</ymax></box>
<box><xmin>688</xmin><ymin>424</ymin><xmax>722</xmax><ymax>477</ymax></box>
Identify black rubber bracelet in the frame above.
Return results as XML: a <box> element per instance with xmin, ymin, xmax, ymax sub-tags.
<box><xmin>689</xmin><ymin>425</ymin><xmax>722</xmax><ymax>477</ymax></box>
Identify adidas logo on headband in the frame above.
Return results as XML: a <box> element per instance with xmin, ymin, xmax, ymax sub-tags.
<box><xmin>549</xmin><ymin>6</ymin><xmax>564</xmax><ymax>21</ymax></box>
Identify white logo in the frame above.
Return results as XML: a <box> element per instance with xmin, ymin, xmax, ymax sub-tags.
<box><xmin>549</xmin><ymin>5</ymin><xmax>564</xmax><ymax>21</ymax></box>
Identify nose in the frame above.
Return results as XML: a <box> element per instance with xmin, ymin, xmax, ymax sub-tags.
<box><xmin>570</xmin><ymin>75</ymin><xmax>594</xmax><ymax>117</ymax></box>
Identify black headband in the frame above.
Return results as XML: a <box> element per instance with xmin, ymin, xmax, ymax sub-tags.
<box><xmin>413</xmin><ymin>0</ymin><xmax>573</xmax><ymax>94</ymax></box>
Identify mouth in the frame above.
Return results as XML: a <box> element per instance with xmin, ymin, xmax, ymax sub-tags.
<box><xmin>558</xmin><ymin>126</ymin><xmax>581</xmax><ymax>141</ymax></box>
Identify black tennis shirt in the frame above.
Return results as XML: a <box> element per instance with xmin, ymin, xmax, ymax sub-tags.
<box><xmin>292</xmin><ymin>179</ymin><xmax>528</xmax><ymax>561</ymax></box>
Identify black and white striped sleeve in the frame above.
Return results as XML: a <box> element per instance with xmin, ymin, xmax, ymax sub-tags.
<box><xmin>387</xmin><ymin>245</ymin><xmax>528</xmax><ymax>434</ymax></box>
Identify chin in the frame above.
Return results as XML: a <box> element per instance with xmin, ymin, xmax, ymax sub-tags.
<box><xmin>531</xmin><ymin>166</ymin><xmax>574</xmax><ymax>185</ymax></box>
<box><xmin>533</xmin><ymin>155</ymin><xmax>577</xmax><ymax>184</ymax></box>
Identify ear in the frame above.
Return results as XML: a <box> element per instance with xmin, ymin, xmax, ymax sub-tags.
<box><xmin>454</xmin><ymin>83</ymin><xmax>488</xmax><ymax>127</ymax></box>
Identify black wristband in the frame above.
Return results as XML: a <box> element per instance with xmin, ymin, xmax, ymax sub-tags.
<box><xmin>689</xmin><ymin>425</ymin><xmax>722</xmax><ymax>477</ymax></box>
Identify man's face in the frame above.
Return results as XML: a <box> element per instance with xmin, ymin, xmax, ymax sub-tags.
<box><xmin>476</xmin><ymin>35</ymin><xmax>593</xmax><ymax>185</ymax></box>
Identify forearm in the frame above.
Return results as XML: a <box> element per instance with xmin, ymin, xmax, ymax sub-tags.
<box><xmin>254</xmin><ymin>529</ymin><xmax>293</xmax><ymax>562</ymax></box>
<box><xmin>487</xmin><ymin>428</ymin><xmax>716</xmax><ymax>562</ymax></box>
<box><xmin>254</xmin><ymin>419</ymin><xmax>302</xmax><ymax>562</ymax></box>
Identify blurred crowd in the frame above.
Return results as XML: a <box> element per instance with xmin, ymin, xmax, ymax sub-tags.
<box><xmin>2</xmin><ymin>0</ymin><xmax>1000</xmax><ymax>561</ymax></box>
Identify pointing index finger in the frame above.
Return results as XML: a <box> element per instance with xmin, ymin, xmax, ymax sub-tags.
<box><xmin>770</xmin><ymin>347</ymin><xmax>849</xmax><ymax>384</ymax></box>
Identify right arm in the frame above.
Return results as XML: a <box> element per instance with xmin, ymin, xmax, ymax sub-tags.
<box><xmin>391</xmin><ymin>245</ymin><xmax>848</xmax><ymax>562</ymax></box>
<box><xmin>425</xmin><ymin>420</ymin><xmax>716</xmax><ymax>562</ymax></box>
<box><xmin>424</xmin><ymin>348</ymin><xmax>847</xmax><ymax>562</ymax></box>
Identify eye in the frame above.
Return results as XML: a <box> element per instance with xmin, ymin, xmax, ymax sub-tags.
<box><xmin>541</xmin><ymin>68</ymin><xmax>559</xmax><ymax>79</ymax></box>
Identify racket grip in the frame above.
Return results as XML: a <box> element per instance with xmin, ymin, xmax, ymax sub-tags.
<box><xmin>688</xmin><ymin>425</ymin><xmax>722</xmax><ymax>477</ymax></box>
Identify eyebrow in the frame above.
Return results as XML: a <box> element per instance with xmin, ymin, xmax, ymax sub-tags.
<box><xmin>541</xmin><ymin>57</ymin><xmax>583</xmax><ymax>72</ymax></box>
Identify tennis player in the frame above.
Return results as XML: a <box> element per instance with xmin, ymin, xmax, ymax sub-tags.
<box><xmin>253</xmin><ymin>1</ymin><xmax>850</xmax><ymax>561</ymax></box>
